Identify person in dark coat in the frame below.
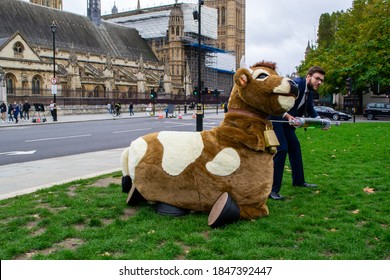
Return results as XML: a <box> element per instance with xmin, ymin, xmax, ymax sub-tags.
<box><xmin>129</xmin><ymin>102</ymin><xmax>134</xmax><ymax>116</ymax></box>
<box><xmin>22</xmin><ymin>100</ymin><xmax>31</xmax><ymax>120</ymax></box>
<box><xmin>268</xmin><ymin>66</ymin><xmax>326</xmax><ymax>200</ymax></box>
<box><xmin>8</xmin><ymin>103</ymin><xmax>14</xmax><ymax>123</ymax></box>
<box><xmin>0</xmin><ymin>101</ymin><xmax>6</xmax><ymax>123</ymax></box>
<box><xmin>13</xmin><ymin>101</ymin><xmax>20</xmax><ymax>123</ymax></box>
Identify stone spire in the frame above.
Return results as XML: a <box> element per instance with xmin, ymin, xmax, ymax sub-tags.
<box><xmin>112</xmin><ymin>1</ymin><xmax>118</xmax><ymax>14</ymax></box>
<box><xmin>87</xmin><ymin>0</ymin><xmax>101</xmax><ymax>26</ymax></box>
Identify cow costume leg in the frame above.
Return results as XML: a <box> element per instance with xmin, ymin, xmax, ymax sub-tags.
<box><xmin>121</xmin><ymin>148</ymin><xmax>146</xmax><ymax>205</ymax></box>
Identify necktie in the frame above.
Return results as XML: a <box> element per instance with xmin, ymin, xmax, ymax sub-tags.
<box><xmin>298</xmin><ymin>90</ymin><xmax>308</xmax><ymax>109</ymax></box>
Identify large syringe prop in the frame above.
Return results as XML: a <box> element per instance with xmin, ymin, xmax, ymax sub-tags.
<box><xmin>272</xmin><ymin>117</ymin><xmax>340</xmax><ymax>130</ymax></box>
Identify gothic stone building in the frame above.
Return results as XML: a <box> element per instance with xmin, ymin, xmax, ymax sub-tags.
<box><xmin>0</xmin><ymin>0</ymin><xmax>245</xmax><ymax>105</ymax></box>
<box><xmin>103</xmin><ymin>0</ymin><xmax>245</xmax><ymax>97</ymax></box>
<box><xmin>0</xmin><ymin>0</ymin><xmax>165</xmax><ymax>104</ymax></box>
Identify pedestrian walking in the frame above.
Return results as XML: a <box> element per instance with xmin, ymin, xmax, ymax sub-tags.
<box><xmin>0</xmin><ymin>101</ymin><xmax>6</xmax><ymax>123</ymax></box>
<box><xmin>8</xmin><ymin>103</ymin><xmax>14</xmax><ymax>122</ymax></box>
<box><xmin>223</xmin><ymin>101</ymin><xmax>228</xmax><ymax>113</ymax></box>
<box><xmin>49</xmin><ymin>101</ymin><xmax>55</xmax><ymax>120</ymax></box>
<box><xmin>22</xmin><ymin>100</ymin><xmax>31</xmax><ymax>120</ymax></box>
<box><xmin>19</xmin><ymin>101</ymin><xmax>23</xmax><ymax>119</ymax></box>
<box><xmin>13</xmin><ymin>101</ymin><xmax>20</xmax><ymax>123</ymax></box>
<box><xmin>129</xmin><ymin>102</ymin><xmax>134</xmax><ymax>116</ymax></box>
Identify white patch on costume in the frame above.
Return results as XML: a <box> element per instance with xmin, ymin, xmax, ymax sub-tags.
<box><xmin>128</xmin><ymin>137</ymin><xmax>148</xmax><ymax>179</ymax></box>
<box><xmin>206</xmin><ymin>147</ymin><xmax>240</xmax><ymax>176</ymax></box>
<box><xmin>252</xmin><ymin>68</ymin><xmax>270</xmax><ymax>79</ymax></box>
<box><xmin>278</xmin><ymin>95</ymin><xmax>295</xmax><ymax>111</ymax></box>
<box><xmin>158</xmin><ymin>131</ymin><xmax>203</xmax><ymax>176</ymax></box>
<box><xmin>273</xmin><ymin>78</ymin><xmax>290</xmax><ymax>94</ymax></box>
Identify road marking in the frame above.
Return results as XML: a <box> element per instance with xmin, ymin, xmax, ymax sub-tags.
<box><xmin>25</xmin><ymin>134</ymin><xmax>92</xmax><ymax>142</ymax></box>
<box><xmin>0</xmin><ymin>150</ymin><xmax>37</xmax><ymax>156</ymax></box>
<box><xmin>113</xmin><ymin>128</ymin><xmax>152</xmax><ymax>134</ymax></box>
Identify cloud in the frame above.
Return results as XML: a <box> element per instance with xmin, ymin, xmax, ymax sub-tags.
<box><xmin>245</xmin><ymin>0</ymin><xmax>352</xmax><ymax>75</ymax></box>
<box><xmin>23</xmin><ymin>0</ymin><xmax>353</xmax><ymax>75</ymax></box>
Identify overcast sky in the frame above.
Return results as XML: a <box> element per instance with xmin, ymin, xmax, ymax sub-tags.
<box><xmin>24</xmin><ymin>0</ymin><xmax>353</xmax><ymax>75</ymax></box>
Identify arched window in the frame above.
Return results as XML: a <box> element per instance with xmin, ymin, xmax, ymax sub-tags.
<box><xmin>13</xmin><ymin>42</ymin><xmax>24</xmax><ymax>55</ymax></box>
<box><xmin>93</xmin><ymin>86</ymin><xmax>99</xmax><ymax>98</ymax></box>
<box><xmin>176</xmin><ymin>26</ymin><xmax>180</xmax><ymax>36</ymax></box>
<box><xmin>32</xmin><ymin>76</ymin><xmax>42</xmax><ymax>95</ymax></box>
<box><xmin>5</xmin><ymin>74</ymin><xmax>15</xmax><ymax>95</ymax></box>
<box><xmin>221</xmin><ymin>7</ymin><xmax>226</xmax><ymax>25</ymax></box>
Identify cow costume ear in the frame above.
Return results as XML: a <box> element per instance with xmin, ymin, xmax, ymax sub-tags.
<box><xmin>239</xmin><ymin>74</ymin><xmax>248</xmax><ymax>87</ymax></box>
<box><xmin>234</xmin><ymin>68</ymin><xmax>251</xmax><ymax>89</ymax></box>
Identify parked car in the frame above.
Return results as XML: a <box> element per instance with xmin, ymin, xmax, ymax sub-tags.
<box><xmin>363</xmin><ymin>102</ymin><xmax>390</xmax><ymax>120</ymax></box>
<box><xmin>314</xmin><ymin>106</ymin><xmax>352</xmax><ymax>121</ymax></box>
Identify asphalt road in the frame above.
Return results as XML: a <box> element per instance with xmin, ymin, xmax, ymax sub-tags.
<box><xmin>0</xmin><ymin>116</ymin><xmax>222</xmax><ymax>166</ymax></box>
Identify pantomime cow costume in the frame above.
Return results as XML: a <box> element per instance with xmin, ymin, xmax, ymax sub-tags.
<box><xmin>121</xmin><ymin>60</ymin><xmax>298</xmax><ymax>227</ymax></box>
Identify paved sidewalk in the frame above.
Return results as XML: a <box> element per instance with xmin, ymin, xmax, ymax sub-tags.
<box><xmin>1</xmin><ymin>110</ymin><xmax>153</xmax><ymax>126</ymax></box>
<box><xmin>0</xmin><ymin>148</ymin><xmax>122</xmax><ymax>200</ymax></box>
<box><xmin>1</xmin><ymin>109</ymin><xmax>224</xmax><ymax>200</ymax></box>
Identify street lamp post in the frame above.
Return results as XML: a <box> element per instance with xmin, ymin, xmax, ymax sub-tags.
<box><xmin>196</xmin><ymin>0</ymin><xmax>204</xmax><ymax>131</ymax></box>
<box><xmin>50</xmin><ymin>22</ymin><xmax>58</xmax><ymax>121</ymax></box>
<box><xmin>0</xmin><ymin>66</ymin><xmax>6</xmax><ymax>103</ymax></box>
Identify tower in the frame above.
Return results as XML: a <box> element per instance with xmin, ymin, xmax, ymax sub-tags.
<box><xmin>29</xmin><ymin>0</ymin><xmax>63</xmax><ymax>10</ymax></box>
<box><xmin>112</xmin><ymin>2</ymin><xmax>118</xmax><ymax>14</ymax></box>
<box><xmin>167</xmin><ymin>4</ymin><xmax>185</xmax><ymax>86</ymax></box>
<box><xmin>204</xmin><ymin>0</ymin><xmax>245</xmax><ymax>68</ymax></box>
<box><xmin>87</xmin><ymin>0</ymin><xmax>101</xmax><ymax>25</ymax></box>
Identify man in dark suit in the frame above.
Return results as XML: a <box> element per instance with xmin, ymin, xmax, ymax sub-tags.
<box><xmin>269</xmin><ymin>66</ymin><xmax>326</xmax><ymax>200</ymax></box>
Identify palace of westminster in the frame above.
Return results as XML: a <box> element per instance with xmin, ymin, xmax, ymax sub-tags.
<box><xmin>0</xmin><ymin>0</ymin><xmax>245</xmax><ymax>104</ymax></box>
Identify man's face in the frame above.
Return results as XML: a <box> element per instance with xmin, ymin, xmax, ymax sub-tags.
<box><xmin>307</xmin><ymin>73</ymin><xmax>324</xmax><ymax>91</ymax></box>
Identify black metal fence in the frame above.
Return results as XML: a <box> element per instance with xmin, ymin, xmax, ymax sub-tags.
<box><xmin>7</xmin><ymin>92</ymin><xmax>229</xmax><ymax>108</ymax></box>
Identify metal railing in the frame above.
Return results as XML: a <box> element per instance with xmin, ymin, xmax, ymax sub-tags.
<box><xmin>6</xmin><ymin>88</ymin><xmax>229</xmax><ymax>108</ymax></box>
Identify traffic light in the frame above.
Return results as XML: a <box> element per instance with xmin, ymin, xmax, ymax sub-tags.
<box><xmin>193</xmin><ymin>86</ymin><xmax>199</xmax><ymax>95</ymax></box>
<box><xmin>212</xmin><ymin>89</ymin><xmax>220</xmax><ymax>97</ymax></box>
<box><xmin>346</xmin><ymin>77</ymin><xmax>352</xmax><ymax>92</ymax></box>
<box><xmin>202</xmin><ymin>87</ymin><xmax>209</xmax><ymax>95</ymax></box>
<box><xmin>150</xmin><ymin>89</ymin><xmax>157</xmax><ymax>99</ymax></box>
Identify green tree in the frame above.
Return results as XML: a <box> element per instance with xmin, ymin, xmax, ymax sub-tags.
<box><xmin>298</xmin><ymin>0</ymin><xmax>390</xmax><ymax>96</ymax></box>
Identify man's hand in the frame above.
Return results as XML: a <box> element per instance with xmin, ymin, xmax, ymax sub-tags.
<box><xmin>284</xmin><ymin>113</ymin><xmax>300</xmax><ymax>127</ymax></box>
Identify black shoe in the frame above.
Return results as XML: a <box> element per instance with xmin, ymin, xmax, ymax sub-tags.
<box><xmin>294</xmin><ymin>182</ymin><xmax>318</xmax><ymax>188</ymax></box>
<box><xmin>269</xmin><ymin>192</ymin><xmax>285</xmax><ymax>200</ymax></box>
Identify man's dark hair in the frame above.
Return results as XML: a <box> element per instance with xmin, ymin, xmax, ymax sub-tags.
<box><xmin>306</xmin><ymin>66</ymin><xmax>325</xmax><ymax>76</ymax></box>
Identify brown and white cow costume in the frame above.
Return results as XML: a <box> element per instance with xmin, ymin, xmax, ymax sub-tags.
<box><xmin>121</xmin><ymin>60</ymin><xmax>298</xmax><ymax>227</ymax></box>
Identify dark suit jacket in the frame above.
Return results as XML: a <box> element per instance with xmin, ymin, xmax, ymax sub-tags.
<box><xmin>288</xmin><ymin>77</ymin><xmax>319</xmax><ymax>118</ymax></box>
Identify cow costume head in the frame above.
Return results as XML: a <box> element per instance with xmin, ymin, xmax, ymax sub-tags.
<box><xmin>121</xmin><ymin>59</ymin><xmax>298</xmax><ymax>227</ymax></box>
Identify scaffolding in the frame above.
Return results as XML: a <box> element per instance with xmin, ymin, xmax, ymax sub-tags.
<box><xmin>183</xmin><ymin>36</ymin><xmax>235</xmax><ymax>97</ymax></box>
<box><xmin>104</xmin><ymin>2</ymin><xmax>235</xmax><ymax>96</ymax></box>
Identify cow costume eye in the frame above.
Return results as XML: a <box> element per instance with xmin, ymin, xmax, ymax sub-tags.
<box><xmin>255</xmin><ymin>73</ymin><xmax>269</xmax><ymax>80</ymax></box>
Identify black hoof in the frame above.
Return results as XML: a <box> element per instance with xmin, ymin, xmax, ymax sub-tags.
<box><xmin>208</xmin><ymin>192</ymin><xmax>240</xmax><ymax>228</ymax></box>
<box><xmin>155</xmin><ymin>202</ymin><xmax>190</xmax><ymax>217</ymax></box>
<box><xmin>126</xmin><ymin>185</ymin><xmax>146</xmax><ymax>206</ymax></box>
<box><xmin>122</xmin><ymin>175</ymin><xmax>132</xmax><ymax>193</ymax></box>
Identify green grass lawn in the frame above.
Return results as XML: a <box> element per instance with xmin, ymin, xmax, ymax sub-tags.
<box><xmin>0</xmin><ymin>122</ymin><xmax>389</xmax><ymax>260</ymax></box>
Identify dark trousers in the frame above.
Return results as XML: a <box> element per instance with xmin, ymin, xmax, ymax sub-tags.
<box><xmin>272</xmin><ymin>122</ymin><xmax>305</xmax><ymax>194</ymax></box>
